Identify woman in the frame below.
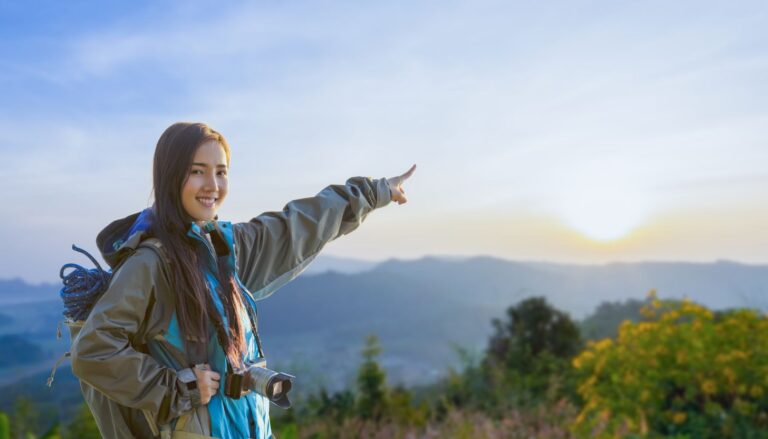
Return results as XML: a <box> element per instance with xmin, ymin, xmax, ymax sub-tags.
<box><xmin>71</xmin><ymin>122</ymin><xmax>415</xmax><ymax>438</ymax></box>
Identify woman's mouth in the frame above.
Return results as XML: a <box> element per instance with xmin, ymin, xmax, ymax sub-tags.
<box><xmin>196</xmin><ymin>197</ymin><xmax>217</xmax><ymax>208</ymax></box>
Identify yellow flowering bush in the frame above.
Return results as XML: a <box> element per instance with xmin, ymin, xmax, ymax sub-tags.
<box><xmin>572</xmin><ymin>291</ymin><xmax>768</xmax><ymax>438</ymax></box>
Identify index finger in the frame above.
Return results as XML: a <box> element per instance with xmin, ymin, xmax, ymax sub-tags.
<box><xmin>400</xmin><ymin>164</ymin><xmax>417</xmax><ymax>180</ymax></box>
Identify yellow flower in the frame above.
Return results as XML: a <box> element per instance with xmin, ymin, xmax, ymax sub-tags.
<box><xmin>750</xmin><ymin>385</ymin><xmax>764</xmax><ymax>398</ymax></box>
<box><xmin>730</xmin><ymin>350</ymin><xmax>748</xmax><ymax>361</ymax></box>
<box><xmin>701</xmin><ymin>380</ymin><xmax>717</xmax><ymax>395</ymax></box>
<box><xmin>637</xmin><ymin>322</ymin><xmax>653</xmax><ymax>333</ymax></box>
<box><xmin>723</xmin><ymin>367</ymin><xmax>736</xmax><ymax>384</ymax></box>
<box><xmin>595</xmin><ymin>339</ymin><xmax>613</xmax><ymax>351</ymax></box>
<box><xmin>595</xmin><ymin>357</ymin><xmax>608</xmax><ymax>374</ymax></box>
<box><xmin>574</xmin><ymin>409</ymin><xmax>587</xmax><ymax>426</ymax></box>
<box><xmin>619</xmin><ymin>319</ymin><xmax>633</xmax><ymax>333</ymax></box>
<box><xmin>672</xmin><ymin>412</ymin><xmax>687</xmax><ymax>424</ymax></box>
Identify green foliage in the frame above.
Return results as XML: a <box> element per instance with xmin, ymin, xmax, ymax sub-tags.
<box><xmin>573</xmin><ymin>292</ymin><xmax>768</xmax><ymax>438</ymax></box>
<box><xmin>356</xmin><ymin>334</ymin><xmax>388</xmax><ymax>421</ymax></box>
<box><xmin>63</xmin><ymin>403</ymin><xmax>100</xmax><ymax>439</ymax></box>
<box><xmin>12</xmin><ymin>397</ymin><xmax>38</xmax><ymax>439</ymax></box>
<box><xmin>275</xmin><ymin>422</ymin><xmax>298</xmax><ymax>439</ymax></box>
<box><xmin>482</xmin><ymin>297</ymin><xmax>582</xmax><ymax>408</ymax></box>
<box><xmin>279</xmin><ymin>334</ymin><xmax>430</xmax><ymax>437</ymax></box>
<box><xmin>40</xmin><ymin>423</ymin><xmax>61</xmax><ymax>439</ymax></box>
<box><xmin>308</xmin><ymin>388</ymin><xmax>356</xmax><ymax>424</ymax></box>
<box><xmin>487</xmin><ymin>296</ymin><xmax>582</xmax><ymax>372</ymax></box>
<box><xmin>579</xmin><ymin>298</ymin><xmax>645</xmax><ymax>340</ymax></box>
<box><xmin>0</xmin><ymin>412</ymin><xmax>9</xmax><ymax>439</ymax></box>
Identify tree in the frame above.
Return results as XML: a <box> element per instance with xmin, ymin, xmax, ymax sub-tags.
<box><xmin>309</xmin><ymin>387</ymin><xmax>356</xmax><ymax>424</ymax></box>
<box><xmin>483</xmin><ymin>296</ymin><xmax>582</xmax><ymax>406</ymax></box>
<box><xmin>579</xmin><ymin>298</ymin><xmax>645</xmax><ymax>340</ymax></box>
<box><xmin>356</xmin><ymin>334</ymin><xmax>388</xmax><ymax>421</ymax></box>
<box><xmin>487</xmin><ymin>297</ymin><xmax>582</xmax><ymax>371</ymax></box>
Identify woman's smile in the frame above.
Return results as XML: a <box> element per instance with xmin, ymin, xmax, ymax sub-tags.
<box><xmin>196</xmin><ymin>196</ymin><xmax>218</xmax><ymax>208</ymax></box>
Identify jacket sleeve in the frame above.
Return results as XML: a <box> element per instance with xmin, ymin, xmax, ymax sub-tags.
<box><xmin>70</xmin><ymin>248</ymin><xmax>199</xmax><ymax>425</ymax></box>
<box><xmin>233</xmin><ymin>176</ymin><xmax>391</xmax><ymax>300</ymax></box>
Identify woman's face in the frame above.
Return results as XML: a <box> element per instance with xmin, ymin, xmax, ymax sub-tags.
<box><xmin>181</xmin><ymin>140</ymin><xmax>229</xmax><ymax>225</ymax></box>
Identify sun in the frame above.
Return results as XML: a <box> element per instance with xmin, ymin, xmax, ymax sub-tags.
<box><xmin>548</xmin><ymin>164</ymin><xmax>654</xmax><ymax>242</ymax></box>
<box><xmin>557</xmin><ymin>195</ymin><xmax>650</xmax><ymax>241</ymax></box>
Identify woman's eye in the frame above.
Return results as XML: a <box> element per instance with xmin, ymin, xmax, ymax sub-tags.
<box><xmin>190</xmin><ymin>169</ymin><xmax>204</xmax><ymax>175</ymax></box>
<box><xmin>217</xmin><ymin>170</ymin><xmax>228</xmax><ymax>176</ymax></box>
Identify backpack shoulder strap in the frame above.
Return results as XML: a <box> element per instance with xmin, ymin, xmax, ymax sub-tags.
<box><xmin>134</xmin><ymin>238</ymin><xmax>171</xmax><ymax>350</ymax></box>
<box><xmin>138</xmin><ymin>237</ymin><xmax>171</xmax><ymax>269</ymax></box>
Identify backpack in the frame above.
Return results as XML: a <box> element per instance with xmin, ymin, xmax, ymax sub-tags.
<box><xmin>47</xmin><ymin>238</ymin><xmax>168</xmax><ymax>387</ymax></box>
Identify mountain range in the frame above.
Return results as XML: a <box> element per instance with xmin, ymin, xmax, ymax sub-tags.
<box><xmin>1</xmin><ymin>255</ymin><xmax>767</xmax><ymax>392</ymax></box>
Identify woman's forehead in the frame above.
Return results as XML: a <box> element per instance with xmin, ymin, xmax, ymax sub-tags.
<box><xmin>193</xmin><ymin>140</ymin><xmax>229</xmax><ymax>166</ymax></box>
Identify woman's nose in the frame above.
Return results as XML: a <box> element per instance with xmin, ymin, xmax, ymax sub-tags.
<box><xmin>203</xmin><ymin>174</ymin><xmax>218</xmax><ymax>191</ymax></box>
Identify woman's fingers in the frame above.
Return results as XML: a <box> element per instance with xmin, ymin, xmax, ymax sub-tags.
<box><xmin>400</xmin><ymin>164</ymin><xmax>416</xmax><ymax>181</ymax></box>
<box><xmin>193</xmin><ymin>365</ymin><xmax>222</xmax><ymax>403</ymax></box>
<box><xmin>393</xmin><ymin>188</ymin><xmax>408</xmax><ymax>205</ymax></box>
<box><xmin>388</xmin><ymin>164</ymin><xmax>416</xmax><ymax>186</ymax></box>
<box><xmin>387</xmin><ymin>164</ymin><xmax>416</xmax><ymax>205</ymax></box>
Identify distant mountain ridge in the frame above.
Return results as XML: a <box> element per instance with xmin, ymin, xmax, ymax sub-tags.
<box><xmin>301</xmin><ymin>254</ymin><xmax>382</xmax><ymax>275</ymax></box>
<box><xmin>2</xmin><ymin>256</ymin><xmax>767</xmax><ymax>392</ymax></box>
<box><xmin>3</xmin><ymin>257</ymin><xmax>766</xmax><ymax>314</ymax></box>
<box><xmin>255</xmin><ymin>256</ymin><xmax>768</xmax><ymax>388</ymax></box>
<box><xmin>0</xmin><ymin>278</ymin><xmax>58</xmax><ymax>305</ymax></box>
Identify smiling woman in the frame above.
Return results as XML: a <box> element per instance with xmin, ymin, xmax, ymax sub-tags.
<box><xmin>69</xmin><ymin>121</ymin><xmax>416</xmax><ymax>439</ymax></box>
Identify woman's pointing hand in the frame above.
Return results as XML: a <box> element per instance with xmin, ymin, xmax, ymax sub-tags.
<box><xmin>387</xmin><ymin>164</ymin><xmax>416</xmax><ymax>205</ymax></box>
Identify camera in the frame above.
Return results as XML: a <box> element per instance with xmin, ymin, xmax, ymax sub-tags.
<box><xmin>224</xmin><ymin>359</ymin><xmax>295</xmax><ymax>408</ymax></box>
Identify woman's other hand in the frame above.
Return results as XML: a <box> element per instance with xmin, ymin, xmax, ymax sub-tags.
<box><xmin>387</xmin><ymin>164</ymin><xmax>416</xmax><ymax>205</ymax></box>
<box><xmin>193</xmin><ymin>363</ymin><xmax>221</xmax><ymax>404</ymax></box>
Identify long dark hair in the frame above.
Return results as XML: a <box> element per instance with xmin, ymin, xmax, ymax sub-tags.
<box><xmin>151</xmin><ymin>122</ymin><xmax>247</xmax><ymax>367</ymax></box>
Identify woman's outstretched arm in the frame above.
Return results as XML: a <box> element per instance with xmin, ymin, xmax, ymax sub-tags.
<box><xmin>234</xmin><ymin>165</ymin><xmax>416</xmax><ymax>300</ymax></box>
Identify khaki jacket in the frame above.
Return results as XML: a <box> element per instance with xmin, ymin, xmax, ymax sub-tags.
<box><xmin>70</xmin><ymin>177</ymin><xmax>391</xmax><ymax>438</ymax></box>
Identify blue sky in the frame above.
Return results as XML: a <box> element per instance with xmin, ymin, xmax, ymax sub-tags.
<box><xmin>1</xmin><ymin>0</ymin><xmax>767</xmax><ymax>282</ymax></box>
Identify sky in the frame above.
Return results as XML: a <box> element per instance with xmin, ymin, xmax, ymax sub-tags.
<box><xmin>1</xmin><ymin>0</ymin><xmax>767</xmax><ymax>283</ymax></box>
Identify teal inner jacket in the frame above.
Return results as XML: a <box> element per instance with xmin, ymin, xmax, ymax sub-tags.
<box><xmin>149</xmin><ymin>221</ymin><xmax>273</xmax><ymax>439</ymax></box>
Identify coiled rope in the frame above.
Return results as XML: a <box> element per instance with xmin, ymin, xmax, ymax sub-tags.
<box><xmin>59</xmin><ymin>245</ymin><xmax>112</xmax><ymax>321</ymax></box>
